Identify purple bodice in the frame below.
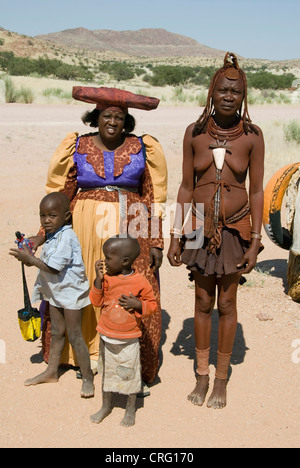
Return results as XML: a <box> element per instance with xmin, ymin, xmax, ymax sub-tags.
<box><xmin>73</xmin><ymin>137</ymin><xmax>145</xmax><ymax>189</ymax></box>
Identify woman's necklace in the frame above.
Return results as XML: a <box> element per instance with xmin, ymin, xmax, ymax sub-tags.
<box><xmin>207</xmin><ymin>115</ymin><xmax>244</xmax><ymax>236</ymax></box>
<box><xmin>208</xmin><ymin>114</ymin><xmax>244</xmax><ymax>153</ymax></box>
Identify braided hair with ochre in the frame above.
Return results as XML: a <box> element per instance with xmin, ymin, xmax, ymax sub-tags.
<box><xmin>193</xmin><ymin>52</ymin><xmax>259</xmax><ymax>137</ymax></box>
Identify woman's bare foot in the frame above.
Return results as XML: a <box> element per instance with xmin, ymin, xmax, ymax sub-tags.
<box><xmin>81</xmin><ymin>378</ymin><xmax>95</xmax><ymax>398</ymax></box>
<box><xmin>187</xmin><ymin>375</ymin><xmax>209</xmax><ymax>406</ymax></box>
<box><xmin>207</xmin><ymin>378</ymin><xmax>227</xmax><ymax>409</ymax></box>
<box><xmin>24</xmin><ymin>371</ymin><xmax>58</xmax><ymax>386</ymax></box>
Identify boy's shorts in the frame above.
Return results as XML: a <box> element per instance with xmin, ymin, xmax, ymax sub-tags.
<box><xmin>100</xmin><ymin>337</ymin><xmax>141</xmax><ymax>395</ymax></box>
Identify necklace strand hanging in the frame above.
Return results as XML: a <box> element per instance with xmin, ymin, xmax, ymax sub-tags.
<box><xmin>207</xmin><ymin>114</ymin><xmax>245</xmax><ymax>242</ymax></box>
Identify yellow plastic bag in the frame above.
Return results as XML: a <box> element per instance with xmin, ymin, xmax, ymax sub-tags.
<box><xmin>18</xmin><ymin>309</ymin><xmax>41</xmax><ymax>342</ymax></box>
<box><xmin>18</xmin><ymin>263</ymin><xmax>41</xmax><ymax>342</ymax></box>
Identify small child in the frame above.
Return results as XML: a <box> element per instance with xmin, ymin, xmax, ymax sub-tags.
<box><xmin>9</xmin><ymin>192</ymin><xmax>94</xmax><ymax>398</ymax></box>
<box><xmin>89</xmin><ymin>235</ymin><xmax>157</xmax><ymax>427</ymax></box>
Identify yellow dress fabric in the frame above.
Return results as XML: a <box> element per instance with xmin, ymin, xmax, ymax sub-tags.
<box><xmin>46</xmin><ymin>132</ymin><xmax>79</xmax><ymax>194</ymax></box>
<box><xmin>44</xmin><ymin>132</ymin><xmax>167</xmax><ymax>381</ymax></box>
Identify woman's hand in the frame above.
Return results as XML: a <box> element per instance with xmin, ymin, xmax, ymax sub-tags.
<box><xmin>167</xmin><ymin>237</ymin><xmax>182</xmax><ymax>267</ymax></box>
<box><xmin>149</xmin><ymin>248</ymin><xmax>163</xmax><ymax>271</ymax></box>
<box><xmin>237</xmin><ymin>241</ymin><xmax>261</xmax><ymax>274</ymax></box>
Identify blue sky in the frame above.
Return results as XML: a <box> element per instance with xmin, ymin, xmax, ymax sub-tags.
<box><xmin>1</xmin><ymin>0</ymin><xmax>299</xmax><ymax>60</ymax></box>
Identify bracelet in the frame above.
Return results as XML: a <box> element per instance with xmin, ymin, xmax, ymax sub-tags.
<box><xmin>170</xmin><ymin>227</ymin><xmax>182</xmax><ymax>237</ymax></box>
<box><xmin>251</xmin><ymin>232</ymin><xmax>262</xmax><ymax>240</ymax></box>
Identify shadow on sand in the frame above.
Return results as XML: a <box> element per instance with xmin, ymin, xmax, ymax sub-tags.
<box><xmin>170</xmin><ymin>310</ymin><xmax>248</xmax><ymax>380</ymax></box>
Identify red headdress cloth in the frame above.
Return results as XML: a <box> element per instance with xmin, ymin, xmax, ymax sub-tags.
<box><xmin>72</xmin><ymin>86</ymin><xmax>160</xmax><ymax>112</ymax></box>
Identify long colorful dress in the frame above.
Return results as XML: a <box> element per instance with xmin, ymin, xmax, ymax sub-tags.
<box><xmin>42</xmin><ymin>131</ymin><xmax>167</xmax><ymax>383</ymax></box>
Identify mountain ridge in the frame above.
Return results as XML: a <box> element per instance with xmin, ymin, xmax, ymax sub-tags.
<box><xmin>35</xmin><ymin>27</ymin><xmax>227</xmax><ymax>58</ymax></box>
<box><xmin>0</xmin><ymin>26</ymin><xmax>299</xmax><ymax>68</ymax></box>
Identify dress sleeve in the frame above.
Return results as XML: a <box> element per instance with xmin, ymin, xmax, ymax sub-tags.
<box><xmin>46</xmin><ymin>132</ymin><xmax>78</xmax><ymax>194</ymax></box>
<box><xmin>142</xmin><ymin>134</ymin><xmax>168</xmax><ymax>217</ymax></box>
<box><xmin>37</xmin><ymin>133</ymin><xmax>78</xmax><ymax>238</ymax></box>
<box><xmin>141</xmin><ymin>135</ymin><xmax>167</xmax><ymax>249</ymax></box>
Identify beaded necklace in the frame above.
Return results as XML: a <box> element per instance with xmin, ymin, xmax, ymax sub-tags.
<box><xmin>207</xmin><ymin>115</ymin><xmax>244</xmax><ymax>151</ymax></box>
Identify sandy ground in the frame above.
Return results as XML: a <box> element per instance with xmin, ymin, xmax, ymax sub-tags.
<box><xmin>0</xmin><ymin>103</ymin><xmax>299</xmax><ymax>449</ymax></box>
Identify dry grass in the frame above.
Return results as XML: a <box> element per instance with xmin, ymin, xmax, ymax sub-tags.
<box><xmin>2</xmin><ymin>74</ymin><xmax>299</xmax><ymax>109</ymax></box>
<box><xmin>1</xmin><ymin>74</ymin><xmax>299</xmax><ymax>185</ymax></box>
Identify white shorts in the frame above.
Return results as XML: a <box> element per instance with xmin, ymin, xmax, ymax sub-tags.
<box><xmin>100</xmin><ymin>337</ymin><xmax>141</xmax><ymax>395</ymax></box>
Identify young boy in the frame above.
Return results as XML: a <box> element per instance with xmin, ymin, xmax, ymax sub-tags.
<box><xmin>9</xmin><ymin>192</ymin><xmax>94</xmax><ymax>398</ymax></box>
<box><xmin>89</xmin><ymin>235</ymin><xmax>157</xmax><ymax>427</ymax></box>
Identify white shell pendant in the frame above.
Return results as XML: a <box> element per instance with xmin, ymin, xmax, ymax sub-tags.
<box><xmin>212</xmin><ymin>148</ymin><xmax>226</xmax><ymax>171</ymax></box>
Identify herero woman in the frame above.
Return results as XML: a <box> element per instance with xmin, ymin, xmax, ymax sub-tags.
<box><xmin>168</xmin><ymin>53</ymin><xmax>264</xmax><ymax>408</ymax></box>
<box><xmin>31</xmin><ymin>87</ymin><xmax>167</xmax><ymax>390</ymax></box>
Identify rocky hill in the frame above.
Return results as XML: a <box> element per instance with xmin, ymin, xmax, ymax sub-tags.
<box><xmin>36</xmin><ymin>27</ymin><xmax>226</xmax><ymax>58</ymax></box>
<box><xmin>1</xmin><ymin>26</ymin><xmax>299</xmax><ymax>71</ymax></box>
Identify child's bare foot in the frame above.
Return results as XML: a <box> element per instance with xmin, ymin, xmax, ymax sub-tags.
<box><xmin>90</xmin><ymin>407</ymin><xmax>112</xmax><ymax>424</ymax></box>
<box><xmin>207</xmin><ymin>378</ymin><xmax>227</xmax><ymax>409</ymax></box>
<box><xmin>24</xmin><ymin>371</ymin><xmax>58</xmax><ymax>386</ymax></box>
<box><xmin>120</xmin><ymin>411</ymin><xmax>136</xmax><ymax>427</ymax></box>
<box><xmin>187</xmin><ymin>375</ymin><xmax>209</xmax><ymax>406</ymax></box>
<box><xmin>120</xmin><ymin>394</ymin><xmax>136</xmax><ymax>427</ymax></box>
<box><xmin>90</xmin><ymin>392</ymin><xmax>112</xmax><ymax>423</ymax></box>
<box><xmin>81</xmin><ymin>378</ymin><xmax>95</xmax><ymax>398</ymax></box>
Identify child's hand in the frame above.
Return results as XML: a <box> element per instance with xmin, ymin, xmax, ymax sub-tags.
<box><xmin>95</xmin><ymin>259</ymin><xmax>104</xmax><ymax>280</ymax></box>
<box><xmin>118</xmin><ymin>293</ymin><xmax>142</xmax><ymax>313</ymax></box>
<box><xmin>28</xmin><ymin>235</ymin><xmax>45</xmax><ymax>253</ymax></box>
<box><xmin>94</xmin><ymin>259</ymin><xmax>104</xmax><ymax>289</ymax></box>
<box><xmin>9</xmin><ymin>244</ymin><xmax>33</xmax><ymax>266</ymax></box>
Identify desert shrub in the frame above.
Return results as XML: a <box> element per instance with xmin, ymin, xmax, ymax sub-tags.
<box><xmin>43</xmin><ymin>87</ymin><xmax>65</xmax><ymax>97</ymax></box>
<box><xmin>143</xmin><ymin>65</ymin><xmax>196</xmax><ymax>86</ymax></box>
<box><xmin>98</xmin><ymin>61</ymin><xmax>140</xmax><ymax>81</ymax></box>
<box><xmin>190</xmin><ymin>66</ymin><xmax>217</xmax><ymax>87</ymax></box>
<box><xmin>2</xmin><ymin>75</ymin><xmax>34</xmax><ymax>103</ymax></box>
<box><xmin>284</xmin><ymin>120</ymin><xmax>300</xmax><ymax>144</ymax></box>
<box><xmin>246</xmin><ymin>71</ymin><xmax>296</xmax><ymax>90</ymax></box>
<box><xmin>0</xmin><ymin>51</ymin><xmax>14</xmax><ymax>70</ymax></box>
<box><xmin>0</xmin><ymin>51</ymin><xmax>94</xmax><ymax>81</ymax></box>
<box><xmin>143</xmin><ymin>64</ymin><xmax>217</xmax><ymax>87</ymax></box>
<box><xmin>43</xmin><ymin>87</ymin><xmax>72</xmax><ymax>99</ymax></box>
<box><xmin>108</xmin><ymin>62</ymin><xmax>134</xmax><ymax>81</ymax></box>
<box><xmin>197</xmin><ymin>89</ymin><xmax>208</xmax><ymax>106</ymax></box>
<box><xmin>172</xmin><ymin>86</ymin><xmax>187</xmax><ymax>102</ymax></box>
<box><xmin>16</xmin><ymin>86</ymin><xmax>34</xmax><ymax>103</ymax></box>
<box><xmin>2</xmin><ymin>75</ymin><xmax>17</xmax><ymax>102</ymax></box>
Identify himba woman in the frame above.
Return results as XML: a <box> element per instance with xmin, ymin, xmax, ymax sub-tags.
<box><xmin>30</xmin><ymin>87</ymin><xmax>167</xmax><ymax>394</ymax></box>
<box><xmin>167</xmin><ymin>53</ymin><xmax>264</xmax><ymax>408</ymax></box>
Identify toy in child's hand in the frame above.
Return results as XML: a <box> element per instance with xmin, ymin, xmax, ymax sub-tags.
<box><xmin>14</xmin><ymin>232</ymin><xmax>40</xmax><ymax>341</ymax></box>
<box><xmin>15</xmin><ymin>231</ymin><xmax>34</xmax><ymax>254</ymax></box>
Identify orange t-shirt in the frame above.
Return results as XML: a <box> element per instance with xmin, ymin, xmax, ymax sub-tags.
<box><xmin>89</xmin><ymin>271</ymin><xmax>158</xmax><ymax>339</ymax></box>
